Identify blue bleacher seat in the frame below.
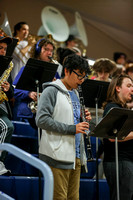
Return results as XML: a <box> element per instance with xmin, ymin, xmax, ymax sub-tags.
<box><xmin>0</xmin><ymin>176</ymin><xmax>110</xmax><ymax>200</ymax></box>
<box><xmin>11</xmin><ymin>121</ymin><xmax>38</xmax><ymax>154</ymax></box>
<box><xmin>11</xmin><ymin>135</ymin><xmax>38</xmax><ymax>154</ymax></box>
<box><xmin>80</xmin><ymin>179</ymin><xmax>110</xmax><ymax>200</ymax></box>
<box><xmin>0</xmin><ymin>176</ymin><xmax>42</xmax><ymax>200</ymax></box>
<box><xmin>5</xmin><ymin>153</ymin><xmax>39</xmax><ymax>176</ymax></box>
<box><xmin>12</xmin><ymin>121</ymin><xmax>38</xmax><ymax>137</ymax></box>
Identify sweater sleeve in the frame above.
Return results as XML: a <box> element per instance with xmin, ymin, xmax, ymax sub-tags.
<box><xmin>36</xmin><ymin>86</ymin><xmax>76</xmax><ymax>135</ymax></box>
<box><xmin>13</xmin><ymin>66</ymin><xmax>30</xmax><ymax>100</ymax></box>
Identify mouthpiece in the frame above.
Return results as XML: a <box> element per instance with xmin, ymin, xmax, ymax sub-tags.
<box><xmin>48</xmin><ymin>56</ymin><xmax>52</xmax><ymax>60</ymax></box>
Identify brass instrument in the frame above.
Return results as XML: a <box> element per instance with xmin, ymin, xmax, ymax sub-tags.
<box><xmin>28</xmin><ymin>100</ymin><xmax>37</xmax><ymax>114</ymax></box>
<box><xmin>78</xmin><ymin>85</ymin><xmax>93</xmax><ymax>162</ymax></box>
<box><xmin>0</xmin><ymin>61</ymin><xmax>14</xmax><ymax>103</ymax></box>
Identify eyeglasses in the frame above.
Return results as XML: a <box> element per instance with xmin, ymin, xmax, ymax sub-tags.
<box><xmin>72</xmin><ymin>70</ymin><xmax>87</xmax><ymax>80</ymax></box>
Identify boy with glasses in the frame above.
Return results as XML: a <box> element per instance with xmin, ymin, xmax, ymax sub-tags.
<box><xmin>36</xmin><ymin>54</ymin><xmax>91</xmax><ymax>200</ymax></box>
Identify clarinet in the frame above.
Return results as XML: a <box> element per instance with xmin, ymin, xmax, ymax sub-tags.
<box><xmin>78</xmin><ymin>85</ymin><xmax>93</xmax><ymax>161</ymax></box>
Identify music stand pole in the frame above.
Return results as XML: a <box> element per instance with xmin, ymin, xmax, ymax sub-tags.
<box><xmin>35</xmin><ymin>80</ymin><xmax>41</xmax><ymax>145</ymax></box>
<box><xmin>114</xmin><ymin>132</ymin><xmax>120</xmax><ymax>200</ymax></box>
<box><xmin>95</xmin><ymin>97</ymin><xmax>99</xmax><ymax>200</ymax></box>
<box><xmin>35</xmin><ymin>79</ymin><xmax>42</xmax><ymax>200</ymax></box>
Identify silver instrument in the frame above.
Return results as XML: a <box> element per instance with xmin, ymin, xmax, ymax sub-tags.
<box><xmin>28</xmin><ymin>101</ymin><xmax>37</xmax><ymax>114</ymax></box>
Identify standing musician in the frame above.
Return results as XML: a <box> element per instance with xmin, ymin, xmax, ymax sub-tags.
<box><xmin>36</xmin><ymin>54</ymin><xmax>91</xmax><ymax>200</ymax></box>
<box><xmin>0</xmin><ymin>36</ymin><xmax>14</xmax><ymax>175</ymax></box>
<box><xmin>12</xmin><ymin>38</ymin><xmax>59</xmax><ymax>129</ymax></box>
<box><xmin>103</xmin><ymin>74</ymin><xmax>133</xmax><ymax>200</ymax></box>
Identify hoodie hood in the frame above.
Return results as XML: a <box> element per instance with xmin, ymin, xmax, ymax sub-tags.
<box><xmin>42</xmin><ymin>79</ymin><xmax>69</xmax><ymax>95</ymax></box>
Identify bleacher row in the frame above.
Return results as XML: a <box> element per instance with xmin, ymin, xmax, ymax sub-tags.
<box><xmin>0</xmin><ymin>121</ymin><xmax>110</xmax><ymax>200</ymax></box>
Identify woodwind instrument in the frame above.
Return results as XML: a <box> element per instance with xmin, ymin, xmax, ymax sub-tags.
<box><xmin>0</xmin><ymin>61</ymin><xmax>14</xmax><ymax>104</ymax></box>
<box><xmin>78</xmin><ymin>85</ymin><xmax>93</xmax><ymax>161</ymax></box>
<box><xmin>48</xmin><ymin>56</ymin><xmax>59</xmax><ymax>65</ymax></box>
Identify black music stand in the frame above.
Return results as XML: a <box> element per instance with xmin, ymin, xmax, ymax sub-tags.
<box><xmin>16</xmin><ymin>58</ymin><xmax>58</xmax><ymax>200</ymax></box>
<box><xmin>81</xmin><ymin>79</ymin><xmax>109</xmax><ymax>109</ymax></box>
<box><xmin>81</xmin><ymin>79</ymin><xmax>109</xmax><ymax>200</ymax></box>
<box><xmin>6</xmin><ymin>38</ymin><xmax>18</xmax><ymax>57</ymax></box>
<box><xmin>16</xmin><ymin>58</ymin><xmax>58</xmax><ymax>92</ymax></box>
<box><xmin>90</xmin><ymin>107</ymin><xmax>133</xmax><ymax>200</ymax></box>
<box><xmin>0</xmin><ymin>55</ymin><xmax>12</xmax><ymax>76</ymax></box>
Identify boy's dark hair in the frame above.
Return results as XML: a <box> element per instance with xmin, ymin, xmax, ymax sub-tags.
<box><xmin>57</xmin><ymin>47</ymin><xmax>75</xmax><ymax>65</ymax></box>
<box><xmin>13</xmin><ymin>22</ymin><xmax>28</xmax><ymax>37</ymax></box>
<box><xmin>113</xmin><ymin>52</ymin><xmax>127</xmax><ymax>62</ymax></box>
<box><xmin>65</xmin><ymin>35</ymin><xmax>75</xmax><ymax>46</ymax></box>
<box><xmin>61</xmin><ymin>54</ymin><xmax>89</xmax><ymax>78</ymax></box>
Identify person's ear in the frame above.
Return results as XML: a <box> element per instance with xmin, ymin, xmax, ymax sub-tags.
<box><xmin>64</xmin><ymin>68</ymin><xmax>69</xmax><ymax>76</ymax></box>
<box><xmin>116</xmin><ymin>86</ymin><xmax>121</xmax><ymax>93</ymax></box>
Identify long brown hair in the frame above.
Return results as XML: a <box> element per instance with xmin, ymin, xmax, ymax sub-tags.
<box><xmin>103</xmin><ymin>74</ymin><xmax>133</xmax><ymax>108</ymax></box>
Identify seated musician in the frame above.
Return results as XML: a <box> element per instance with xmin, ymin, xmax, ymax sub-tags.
<box><xmin>0</xmin><ymin>36</ymin><xmax>14</xmax><ymax>175</ymax></box>
<box><xmin>12</xmin><ymin>38</ymin><xmax>58</xmax><ymax>129</ymax></box>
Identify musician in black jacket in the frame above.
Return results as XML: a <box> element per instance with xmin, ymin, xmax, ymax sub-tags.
<box><xmin>103</xmin><ymin>74</ymin><xmax>133</xmax><ymax>200</ymax></box>
<box><xmin>0</xmin><ymin>36</ymin><xmax>14</xmax><ymax>175</ymax></box>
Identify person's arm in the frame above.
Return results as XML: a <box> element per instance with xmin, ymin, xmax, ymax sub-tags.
<box><xmin>109</xmin><ymin>132</ymin><xmax>133</xmax><ymax>142</ymax></box>
<box><xmin>124</xmin><ymin>132</ymin><xmax>133</xmax><ymax>141</ymax></box>
<box><xmin>36</xmin><ymin>86</ymin><xmax>76</xmax><ymax>135</ymax></box>
<box><xmin>13</xmin><ymin>67</ymin><xmax>30</xmax><ymax>100</ymax></box>
<box><xmin>20</xmin><ymin>36</ymin><xmax>36</xmax><ymax>56</ymax></box>
<box><xmin>36</xmin><ymin>86</ymin><xmax>91</xmax><ymax>135</ymax></box>
<box><xmin>5</xmin><ymin>76</ymin><xmax>14</xmax><ymax>100</ymax></box>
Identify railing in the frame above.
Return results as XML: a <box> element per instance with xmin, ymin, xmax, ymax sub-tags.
<box><xmin>0</xmin><ymin>143</ymin><xmax>53</xmax><ymax>200</ymax></box>
<box><xmin>0</xmin><ymin>191</ymin><xmax>15</xmax><ymax>200</ymax></box>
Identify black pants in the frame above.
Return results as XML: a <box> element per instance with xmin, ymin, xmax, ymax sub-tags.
<box><xmin>103</xmin><ymin>160</ymin><xmax>133</xmax><ymax>200</ymax></box>
<box><xmin>0</xmin><ymin>114</ymin><xmax>14</xmax><ymax>162</ymax></box>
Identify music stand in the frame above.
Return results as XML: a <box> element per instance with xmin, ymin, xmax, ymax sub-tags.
<box><xmin>90</xmin><ymin>107</ymin><xmax>133</xmax><ymax>200</ymax></box>
<box><xmin>0</xmin><ymin>55</ymin><xmax>12</xmax><ymax>76</ymax></box>
<box><xmin>81</xmin><ymin>79</ymin><xmax>109</xmax><ymax>200</ymax></box>
<box><xmin>16</xmin><ymin>58</ymin><xmax>58</xmax><ymax>92</ymax></box>
<box><xmin>6</xmin><ymin>38</ymin><xmax>18</xmax><ymax>57</ymax></box>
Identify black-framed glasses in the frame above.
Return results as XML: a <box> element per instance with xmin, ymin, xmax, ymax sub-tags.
<box><xmin>72</xmin><ymin>70</ymin><xmax>87</xmax><ymax>80</ymax></box>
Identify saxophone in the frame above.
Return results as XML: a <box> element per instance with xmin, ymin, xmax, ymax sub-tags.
<box><xmin>0</xmin><ymin>61</ymin><xmax>14</xmax><ymax>104</ymax></box>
